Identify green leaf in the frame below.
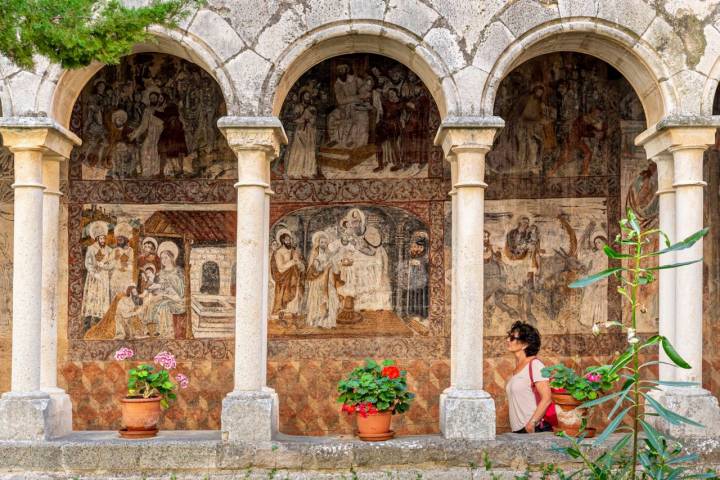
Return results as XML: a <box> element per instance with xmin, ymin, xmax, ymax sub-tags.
<box><xmin>655</xmin><ymin>380</ymin><xmax>700</xmax><ymax>387</ymax></box>
<box><xmin>643</xmin><ymin>393</ymin><xmax>704</xmax><ymax>427</ymax></box>
<box><xmin>603</xmin><ymin>244</ymin><xmax>632</xmax><ymax>259</ymax></box>
<box><xmin>569</xmin><ymin>267</ymin><xmax>623</xmax><ymax>288</ymax></box>
<box><xmin>579</xmin><ymin>389</ymin><xmax>626</xmax><ymax>409</ymax></box>
<box><xmin>639</xmin><ymin>420</ymin><xmax>663</xmax><ymax>453</ymax></box>
<box><xmin>661</xmin><ymin>337</ymin><xmax>691</xmax><ymax>369</ymax></box>
<box><xmin>610</xmin><ymin>348</ymin><xmax>634</xmax><ymax>375</ymax></box>
<box><xmin>651</xmin><ymin>228</ymin><xmax>709</xmax><ymax>256</ymax></box>
<box><xmin>594</xmin><ymin>406</ymin><xmax>632</xmax><ymax>445</ymax></box>
<box><xmin>645</xmin><ymin>259</ymin><xmax>703</xmax><ymax>271</ymax></box>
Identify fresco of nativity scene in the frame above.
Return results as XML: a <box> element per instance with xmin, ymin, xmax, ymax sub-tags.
<box><xmin>275</xmin><ymin>54</ymin><xmax>441</xmax><ymax>180</ymax></box>
<box><xmin>69</xmin><ymin>53</ymin><xmax>234</xmax><ymax>181</ymax></box>
<box><xmin>79</xmin><ymin>205</ymin><xmax>238</xmax><ymax>341</ymax></box>
<box><xmin>269</xmin><ymin>205</ymin><xmax>431</xmax><ymax>337</ymax></box>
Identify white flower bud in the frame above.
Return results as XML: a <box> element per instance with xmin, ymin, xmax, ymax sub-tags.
<box><xmin>627</xmin><ymin>327</ymin><xmax>639</xmax><ymax>344</ymax></box>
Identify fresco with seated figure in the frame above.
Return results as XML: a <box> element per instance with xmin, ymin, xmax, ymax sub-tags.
<box><xmin>269</xmin><ymin>205</ymin><xmax>433</xmax><ymax>338</ymax></box>
<box><xmin>75</xmin><ymin>204</ymin><xmax>239</xmax><ymax>341</ymax></box>
<box><xmin>276</xmin><ymin>53</ymin><xmax>442</xmax><ymax>180</ymax></box>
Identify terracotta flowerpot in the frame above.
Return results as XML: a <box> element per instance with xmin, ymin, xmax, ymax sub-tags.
<box><xmin>356</xmin><ymin>411</ymin><xmax>394</xmax><ymax>441</ymax></box>
<box><xmin>551</xmin><ymin>392</ymin><xmax>595</xmax><ymax>438</ymax></box>
<box><xmin>119</xmin><ymin>396</ymin><xmax>162</xmax><ymax>438</ymax></box>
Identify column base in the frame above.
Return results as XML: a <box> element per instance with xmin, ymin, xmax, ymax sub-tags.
<box><xmin>440</xmin><ymin>388</ymin><xmax>496</xmax><ymax>440</ymax></box>
<box><xmin>221</xmin><ymin>388</ymin><xmax>278</xmax><ymax>442</ymax></box>
<box><xmin>0</xmin><ymin>391</ymin><xmax>57</xmax><ymax>440</ymax></box>
<box><xmin>44</xmin><ymin>387</ymin><xmax>73</xmax><ymax>438</ymax></box>
<box><xmin>648</xmin><ymin>387</ymin><xmax>720</xmax><ymax>438</ymax></box>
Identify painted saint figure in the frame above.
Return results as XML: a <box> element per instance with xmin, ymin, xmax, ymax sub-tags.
<box><xmin>398</xmin><ymin>231</ymin><xmax>429</xmax><ymax>318</ymax></box>
<box><xmin>271</xmin><ymin>229</ymin><xmax>305</xmax><ymax>318</ymax></box>
<box><xmin>305</xmin><ymin>231</ymin><xmax>340</xmax><ymax>328</ymax></box>
<box><xmin>326</xmin><ymin>64</ymin><xmax>369</xmax><ymax>149</ymax></box>
<box><xmin>129</xmin><ymin>88</ymin><xmax>164</xmax><ymax>177</ymax></box>
<box><xmin>81</xmin><ymin>221</ymin><xmax>114</xmax><ymax>331</ymax></box>
<box><xmin>286</xmin><ymin>90</ymin><xmax>318</xmax><ymax>178</ymax></box>
<box><xmin>144</xmin><ymin>242</ymin><xmax>186</xmax><ymax>338</ymax></box>
<box><xmin>109</xmin><ymin>223</ymin><xmax>135</xmax><ymax>301</ymax></box>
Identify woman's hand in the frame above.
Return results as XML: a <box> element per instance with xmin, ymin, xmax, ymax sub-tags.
<box><xmin>524</xmin><ymin>420</ymin><xmax>536</xmax><ymax>433</ymax></box>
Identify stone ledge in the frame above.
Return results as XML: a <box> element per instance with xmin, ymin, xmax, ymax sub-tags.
<box><xmin>1</xmin><ymin>431</ymin><xmax>719</xmax><ymax>476</ymax></box>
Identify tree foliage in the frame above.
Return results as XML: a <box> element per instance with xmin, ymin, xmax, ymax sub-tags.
<box><xmin>0</xmin><ymin>0</ymin><xmax>202</xmax><ymax>70</ymax></box>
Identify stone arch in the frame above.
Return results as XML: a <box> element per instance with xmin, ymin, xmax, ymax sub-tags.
<box><xmin>481</xmin><ymin>19</ymin><xmax>678</xmax><ymax>126</ymax></box>
<box><xmin>264</xmin><ymin>23</ymin><xmax>460</xmax><ymax>119</ymax></box>
<box><xmin>701</xmin><ymin>59</ymin><xmax>720</xmax><ymax>116</ymax></box>
<box><xmin>48</xmin><ymin>26</ymin><xmax>238</xmax><ymax>129</ymax></box>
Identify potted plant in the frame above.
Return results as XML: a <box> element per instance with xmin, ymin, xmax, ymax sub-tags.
<box><xmin>114</xmin><ymin>347</ymin><xmax>189</xmax><ymax>438</ymax></box>
<box><xmin>337</xmin><ymin>359</ymin><xmax>414</xmax><ymax>441</ymax></box>
<box><xmin>541</xmin><ymin>364</ymin><xmax>618</xmax><ymax>437</ymax></box>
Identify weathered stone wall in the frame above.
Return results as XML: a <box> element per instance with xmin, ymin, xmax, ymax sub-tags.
<box><xmin>1</xmin><ymin>0</ymin><xmax>720</xmax><ymax>437</ymax></box>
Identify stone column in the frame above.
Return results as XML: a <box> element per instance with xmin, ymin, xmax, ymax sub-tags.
<box><xmin>40</xmin><ymin>154</ymin><xmax>73</xmax><ymax>437</ymax></box>
<box><xmin>434</xmin><ymin>117</ymin><xmax>503</xmax><ymax>440</ymax></box>
<box><xmin>218</xmin><ymin>117</ymin><xmax>285</xmax><ymax>441</ymax></box>
<box><xmin>0</xmin><ymin>119</ymin><xmax>79</xmax><ymax>440</ymax></box>
<box><xmin>637</xmin><ymin>122</ymin><xmax>720</xmax><ymax>437</ymax></box>
<box><xmin>652</xmin><ymin>153</ymin><xmax>677</xmax><ymax>382</ymax></box>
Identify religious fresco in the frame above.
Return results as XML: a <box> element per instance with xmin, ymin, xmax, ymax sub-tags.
<box><xmin>69</xmin><ymin>53</ymin><xmax>234</xmax><ymax>181</ymax></box>
<box><xmin>76</xmin><ymin>204</ymin><xmax>240</xmax><ymax>341</ymax></box>
<box><xmin>54</xmin><ymin>51</ymin><xmax>673</xmax><ymax>435</ymax></box>
<box><xmin>488</xmin><ymin>52</ymin><xmax>644</xmax><ymax>177</ymax></box>
<box><xmin>444</xmin><ymin>198</ymin><xmax>609</xmax><ymax>335</ymax></box>
<box><xmin>276</xmin><ymin>54</ymin><xmax>442</xmax><ymax>180</ymax></box>
<box><xmin>269</xmin><ymin>205</ymin><xmax>431</xmax><ymax>337</ymax></box>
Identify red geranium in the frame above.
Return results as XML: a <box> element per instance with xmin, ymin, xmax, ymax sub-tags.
<box><xmin>381</xmin><ymin>365</ymin><xmax>400</xmax><ymax>379</ymax></box>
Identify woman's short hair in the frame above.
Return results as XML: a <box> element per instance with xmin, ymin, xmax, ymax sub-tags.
<box><xmin>509</xmin><ymin>321</ymin><xmax>541</xmax><ymax>356</ymax></box>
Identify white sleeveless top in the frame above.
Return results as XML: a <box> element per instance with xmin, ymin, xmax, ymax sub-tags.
<box><xmin>505</xmin><ymin>359</ymin><xmax>549</xmax><ymax>432</ymax></box>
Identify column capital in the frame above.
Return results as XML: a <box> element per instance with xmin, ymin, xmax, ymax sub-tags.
<box><xmin>0</xmin><ymin>117</ymin><xmax>80</xmax><ymax>159</ymax></box>
<box><xmin>434</xmin><ymin>116</ymin><xmax>504</xmax><ymax>159</ymax></box>
<box><xmin>217</xmin><ymin>116</ymin><xmax>288</xmax><ymax>158</ymax></box>
<box><xmin>635</xmin><ymin>115</ymin><xmax>720</xmax><ymax>159</ymax></box>
<box><xmin>651</xmin><ymin>153</ymin><xmax>675</xmax><ymax>195</ymax></box>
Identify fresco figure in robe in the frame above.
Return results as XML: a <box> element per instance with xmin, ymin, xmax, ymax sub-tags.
<box><xmin>286</xmin><ymin>90</ymin><xmax>319</xmax><ymax>178</ymax></box>
<box><xmin>334</xmin><ymin>208</ymin><xmax>392</xmax><ymax>312</ymax></box>
<box><xmin>144</xmin><ymin>242</ymin><xmax>186</xmax><ymax>338</ymax></box>
<box><xmin>271</xmin><ymin>229</ymin><xmax>305</xmax><ymax>319</ymax></box>
<box><xmin>305</xmin><ymin>231</ymin><xmax>340</xmax><ymax>328</ymax></box>
<box><xmin>82</xmin><ymin>221</ymin><xmax>114</xmax><ymax>331</ymax></box>
<box><xmin>109</xmin><ymin>222</ymin><xmax>134</xmax><ymax>300</ymax></box>
<box><xmin>326</xmin><ymin>64</ymin><xmax>370</xmax><ymax>149</ymax></box>
<box><xmin>397</xmin><ymin>231</ymin><xmax>429</xmax><ymax>318</ymax></box>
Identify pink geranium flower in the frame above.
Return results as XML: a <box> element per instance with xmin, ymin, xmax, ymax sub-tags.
<box><xmin>114</xmin><ymin>347</ymin><xmax>134</xmax><ymax>361</ymax></box>
<box><xmin>154</xmin><ymin>351</ymin><xmax>177</xmax><ymax>370</ymax></box>
<box><xmin>175</xmin><ymin>373</ymin><xmax>189</xmax><ymax>389</ymax></box>
<box><xmin>585</xmin><ymin>373</ymin><xmax>602</xmax><ymax>383</ymax></box>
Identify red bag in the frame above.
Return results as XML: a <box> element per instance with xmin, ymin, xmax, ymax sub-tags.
<box><xmin>529</xmin><ymin>358</ymin><xmax>558</xmax><ymax>427</ymax></box>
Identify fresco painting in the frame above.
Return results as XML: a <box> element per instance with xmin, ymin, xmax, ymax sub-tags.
<box><xmin>277</xmin><ymin>54</ymin><xmax>441</xmax><ymax>180</ymax></box>
<box><xmin>269</xmin><ymin>205</ymin><xmax>430</xmax><ymax>337</ymax></box>
<box><xmin>78</xmin><ymin>205</ymin><xmax>241</xmax><ymax>340</ymax></box>
<box><xmin>69</xmin><ymin>53</ymin><xmax>233</xmax><ymax>181</ymax></box>
<box><xmin>445</xmin><ymin>198</ymin><xmax>609</xmax><ymax>335</ymax></box>
<box><xmin>489</xmin><ymin>52</ymin><xmax>644</xmax><ymax>177</ymax></box>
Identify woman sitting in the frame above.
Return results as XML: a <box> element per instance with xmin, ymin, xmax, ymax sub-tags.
<box><xmin>505</xmin><ymin>321</ymin><xmax>553</xmax><ymax>433</ymax></box>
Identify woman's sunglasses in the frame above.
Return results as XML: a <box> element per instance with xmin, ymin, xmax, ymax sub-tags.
<box><xmin>506</xmin><ymin>333</ymin><xmax>521</xmax><ymax>341</ymax></box>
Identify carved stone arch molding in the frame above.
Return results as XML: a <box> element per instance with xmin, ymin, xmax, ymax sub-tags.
<box><xmin>481</xmin><ymin>19</ymin><xmax>679</xmax><ymax>126</ymax></box>
<box><xmin>263</xmin><ymin>23</ymin><xmax>461</xmax><ymax>120</ymax></box>
<box><xmin>48</xmin><ymin>25</ymin><xmax>239</xmax><ymax>130</ymax></box>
